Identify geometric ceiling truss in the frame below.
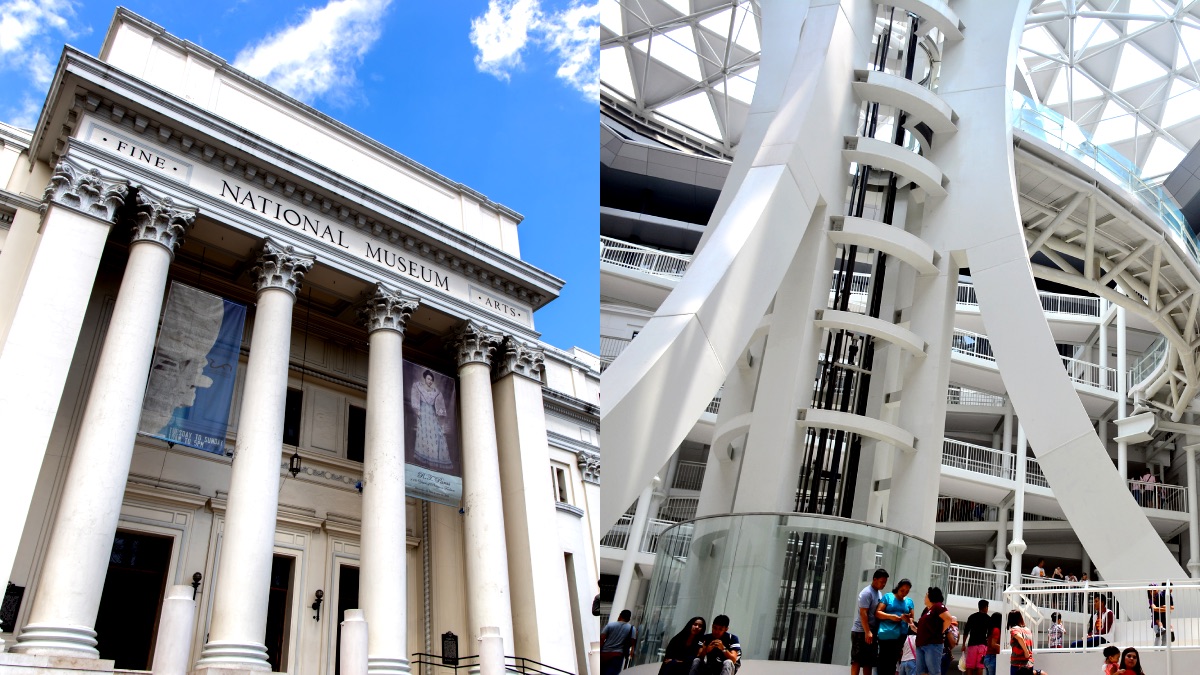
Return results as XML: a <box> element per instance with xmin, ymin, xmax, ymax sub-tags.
<box><xmin>1016</xmin><ymin>146</ymin><xmax>1200</xmax><ymax>420</ymax></box>
<box><xmin>600</xmin><ymin>0</ymin><xmax>762</xmax><ymax>155</ymax></box>
<box><xmin>1022</xmin><ymin>0</ymin><xmax>1200</xmax><ymax>180</ymax></box>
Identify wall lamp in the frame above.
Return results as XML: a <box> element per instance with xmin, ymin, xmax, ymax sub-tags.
<box><xmin>312</xmin><ymin>589</ymin><xmax>324</xmax><ymax>620</ymax></box>
<box><xmin>191</xmin><ymin>572</ymin><xmax>202</xmax><ymax>600</ymax></box>
<box><xmin>289</xmin><ymin>450</ymin><xmax>302</xmax><ymax>478</ymax></box>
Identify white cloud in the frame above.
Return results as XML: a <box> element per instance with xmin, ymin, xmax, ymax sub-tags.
<box><xmin>234</xmin><ymin>0</ymin><xmax>392</xmax><ymax>104</ymax></box>
<box><xmin>0</xmin><ymin>0</ymin><xmax>80</xmax><ymax>93</ymax></box>
<box><xmin>470</xmin><ymin>0</ymin><xmax>599</xmax><ymax>99</ymax></box>
<box><xmin>4</xmin><ymin>94</ymin><xmax>43</xmax><ymax>129</ymax></box>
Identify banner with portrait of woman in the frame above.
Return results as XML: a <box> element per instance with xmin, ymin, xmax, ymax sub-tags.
<box><xmin>403</xmin><ymin>360</ymin><xmax>463</xmax><ymax>506</ymax></box>
<box><xmin>138</xmin><ymin>283</ymin><xmax>247</xmax><ymax>455</ymax></box>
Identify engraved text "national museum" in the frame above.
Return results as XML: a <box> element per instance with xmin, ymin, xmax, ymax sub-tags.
<box><xmin>365</xmin><ymin>243</ymin><xmax>451</xmax><ymax>291</ymax></box>
<box><xmin>220</xmin><ymin>180</ymin><xmax>350</xmax><ymax>250</ymax></box>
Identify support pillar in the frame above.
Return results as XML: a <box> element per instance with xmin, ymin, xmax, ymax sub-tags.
<box><xmin>0</xmin><ymin>160</ymin><xmax>127</xmax><ymax>624</ymax></box>
<box><xmin>1186</xmin><ymin>446</ymin><xmax>1200</xmax><ymax>578</ymax></box>
<box><xmin>1009</xmin><ymin>424</ymin><xmax>1028</xmax><ymax>589</ymax></box>
<box><xmin>152</xmin><ymin>586</ymin><xmax>199</xmax><ymax>675</ymax></box>
<box><xmin>195</xmin><ymin>239</ymin><xmax>314</xmax><ymax>671</ymax></box>
<box><xmin>1117</xmin><ymin>304</ymin><xmax>1128</xmax><ymax>481</ymax></box>
<box><xmin>453</xmin><ymin>323</ymin><xmax>515</xmax><ymax>653</ymax></box>
<box><xmin>341</xmin><ymin>610</ymin><xmax>369</xmax><ymax>675</ymax></box>
<box><xmin>13</xmin><ymin>186</ymin><xmax>194</xmax><ymax>657</ymax></box>
<box><xmin>360</xmin><ymin>286</ymin><xmax>419</xmax><ymax>675</ymax></box>
<box><xmin>1001</xmin><ymin>404</ymin><xmax>1013</xmax><ymax>477</ymax></box>
<box><xmin>611</xmin><ymin>483</ymin><xmax>657</xmax><ymax>616</ymax></box>
<box><xmin>492</xmin><ymin>339</ymin><xmax>577</xmax><ymax>669</ymax></box>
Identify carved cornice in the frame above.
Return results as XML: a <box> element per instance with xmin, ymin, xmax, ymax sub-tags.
<box><xmin>126</xmin><ymin>185</ymin><xmax>197</xmax><ymax>254</ymax></box>
<box><xmin>542</xmin><ymin>388</ymin><xmax>600</xmax><ymax>420</ymax></box>
<box><xmin>43</xmin><ymin>156</ymin><xmax>128</xmax><ymax>222</ymax></box>
<box><xmin>577</xmin><ymin>449</ymin><xmax>600</xmax><ymax>484</ymax></box>
<box><xmin>252</xmin><ymin>237</ymin><xmax>315</xmax><ymax>297</ymax></box>
<box><xmin>359</xmin><ymin>284</ymin><xmax>419</xmax><ymax>334</ymax></box>
<box><xmin>452</xmin><ymin>321</ymin><xmax>504</xmax><ymax>368</ymax></box>
<box><xmin>495</xmin><ymin>338</ymin><xmax>545</xmax><ymax>382</ymax></box>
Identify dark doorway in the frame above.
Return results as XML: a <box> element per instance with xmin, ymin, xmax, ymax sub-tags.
<box><xmin>95</xmin><ymin>530</ymin><xmax>173</xmax><ymax>668</ymax></box>
<box><xmin>265</xmin><ymin>555</ymin><xmax>295</xmax><ymax>671</ymax></box>
<box><xmin>334</xmin><ymin>564</ymin><xmax>361</xmax><ymax>675</ymax></box>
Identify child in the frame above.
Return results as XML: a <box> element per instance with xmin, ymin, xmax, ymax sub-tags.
<box><xmin>899</xmin><ymin>633</ymin><xmax>917</xmax><ymax>675</ymax></box>
<box><xmin>1102</xmin><ymin>645</ymin><xmax>1120</xmax><ymax>675</ymax></box>
<box><xmin>1048</xmin><ymin>612</ymin><xmax>1064</xmax><ymax>649</ymax></box>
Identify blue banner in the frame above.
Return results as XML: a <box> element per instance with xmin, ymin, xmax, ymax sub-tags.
<box><xmin>139</xmin><ymin>283</ymin><xmax>246</xmax><ymax>455</ymax></box>
<box><xmin>404</xmin><ymin>360</ymin><xmax>463</xmax><ymax>507</ymax></box>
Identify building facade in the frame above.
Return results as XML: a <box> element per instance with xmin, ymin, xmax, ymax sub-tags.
<box><xmin>0</xmin><ymin>9</ymin><xmax>600</xmax><ymax>674</ymax></box>
<box><xmin>601</xmin><ymin>0</ymin><xmax>1200</xmax><ymax>667</ymax></box>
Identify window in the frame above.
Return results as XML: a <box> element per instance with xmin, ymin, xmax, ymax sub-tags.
<box><xmin>552</xmin><ymin>466</ymin><xmax>570</xmax><ymax>503</ymax></box>
<box><xmin>282</xmin><ymin>388</ymin><xmax>303</xmax><ymax>446</ymax></box>
<box><xmin>347</xmin><ymin>405</ymin><xmax>366</xmax><ymax>462</ymax></box>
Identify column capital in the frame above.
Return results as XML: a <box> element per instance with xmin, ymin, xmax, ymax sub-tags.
<box><xmin>125</xmin><ymin>185</ymin><xmax>197</xmax><ymax>255</ymax></box>
<box><xmin>43</xmin><ymin>156</ymin><xmax>128</xmax><ymax>222</ymax></box>
<box><xmin>360</xmin><ymin>284</ymin><xmax>419</xmax><ymax>334</ymax></box>
<box><xmin>252</xmin><ymin>238</ymin><xmax>315</xmax><ymax>297</ymax></box>
<box><xmin>452</xmin><ymin>321</ymin><xmax>504</xmax><ymax>368</ymax></box>
<box><xmin>577</xmin><ymin>449</ymin><xmax>600</xmax><ymax>484</ymax></box>
<box><xmin>1007</xmin><ymin>539</ymin><xmax>1027</xmax><ymax>556</ymax></box>
<box><xmin>494</xmin><ymin>338</ymin><xmax>544</xmax><ymax>382</ymax></box>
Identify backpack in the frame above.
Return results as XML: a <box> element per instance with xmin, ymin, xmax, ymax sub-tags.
<box><xmin>944</xmin><ymin>624</ymin><xmax>959</xmax><ymax>650</ymax></box>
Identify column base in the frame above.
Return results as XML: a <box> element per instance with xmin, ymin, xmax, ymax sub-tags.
<box><xmin>193</xmin><ymin>640</ymin><xmax>271</xmax><ymax>672</ymax></box>
<box><xmin>0</xmin><ymin>651</ymin><xmax>115</xmax><ymax>672</ymax></box>
<box><xmin>9</xmin><ymin>623</ymin><xmax>100</xmax><ymax>660</ymax></box>
<box><xmin>368</xmin><ymin>656</ymin><xmax>412</xmax><ymax>674</ymax></box>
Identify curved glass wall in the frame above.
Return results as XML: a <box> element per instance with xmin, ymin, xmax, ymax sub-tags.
<box><xmin>633</xmin><ymin>513</ymin><xmax>949</xmax><ymax>666</ymax></box>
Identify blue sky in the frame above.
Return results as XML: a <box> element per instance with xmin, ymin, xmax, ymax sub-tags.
<box><xmin>0</xmin><ymin>0</ymin><xmax>598</xmax><ymax>353</ymax></box>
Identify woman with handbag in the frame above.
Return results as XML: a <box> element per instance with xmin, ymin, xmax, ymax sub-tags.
<box><xmin>659</xmin><ymin>617</ymin><xmax>706</xmax><ymax>675</ymax></box>
<box><xmin>1007</xmin><ymin>610</ymin><xmax>1049</xmax><ymax>675</ymax></box>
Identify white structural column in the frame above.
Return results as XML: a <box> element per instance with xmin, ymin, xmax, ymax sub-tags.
<box><xmin>360</xmin><ymin>285</ymin><xmax>419</xmax><ymax>675</ymax></box>
<box><xmin>196</xmin><ymin>239</ymin><xmax>314</xmax><ymax>671</ymax></box>
<box><xmin>491</xmin><ymin>339</ymin><xmax>577</xmax><ymax>670</ymax></box>
<box><xmin>1117</xmin><ymin>305</ymin><xmax>1128</xmax><ymax>481</ymax></box>
<box><xmin>13</xmin><ymin>186</ymin><xmax>195</xmax><ymax>657</ymax></box>
<box><xmin>610</xmin><ymin>483</ymin><xmax>657</xmax><ymax>616</ymax></box>
<box><xmin>1009</xmin><ymin>425</ymin><xmax>1028</xmax><ymax>589</ymax></box>
<box><xmin>453</xmin><ymin>322</ymin><xmax>515</xmax><ymax>653</ymax></box>
<box><xmin>0</xmin><ymin>159</ymin><xmax>127</xmax><ymax>619</ymax></box>
<box><xmin>1187</xmin><ymin>445</ymin><xmax>1200</xmax><ymax>578</ymax></box>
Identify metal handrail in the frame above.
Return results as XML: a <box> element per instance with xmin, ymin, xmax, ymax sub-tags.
<box><xmin>600</xmin><ymin>513</ymin><xmax>635</xmax><ymax>550</ymax></box>
<box><xmin>672</xmin><ymin>461</ymin><xmax>706</xmax><ymax>491</ymax></box>
<box><xmin>1061</xmin><ymin>354</ymin><xmax>1119</xmax><ymax>391</ymax></box>
<box><xmin>1128</xmin><ymin>336</ymin><xmax>1167</xmax><ymax>390</ymax></box>
<box><xmin>412</xmin><ymin>653</ymin><xmax>575</xmax><ymax>675</ymax></box>
<box><xmin>942</xmin><ymin>438</ymin><xmax>1014</xmax><ymax>480</ymax></box>
<box><xmin>951</xmin><ymin>328</ymin><xmax>995</xmax><ymax>361</ymax></box>
<box><xmin>1128</xmin><ymin>479</ymin><xmax>1189</xmax><ymax>513</ymax></box>
<box><xmin>946</xmin><ymin>385</ymin><xmax>1006</xmax><ymax>407</ymax></box>
<box><xmin>600</xmin><ymin>236</ymin><xmax>692</xmax><ymax>279</ymax></box>
<box><xmin>956</xmin><ymin>283</ymin><xmax>1100</xmax><ymax>317</ymax></box>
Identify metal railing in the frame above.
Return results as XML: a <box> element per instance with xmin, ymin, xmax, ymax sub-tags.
<box><xmin>1129</xmin><ymin>480</ymin><xmax>1189</xmax><ymax>513</ymax></box>
<box><xmin>705</xmin><ymin>389</ymin><xmax>722</xmax><ymax>415</ymax></box>
<box><xmin>941</xmin><ymin>438</ymin><xmax>1014</xmax><ymax>479</ymax></box>
<box><xmin>413</xmin><ymin>653</ymin><xmax>575</xmax><ymax>675</ymax></box>
<box><xmin>640</xmin><ymin>518</ymin><xmax>677</xmax><ymax>554</ymax></box>
<box><xmin>1025</xmin><ymin>456</ymin><xmax>1050</xmax><ymax>489</ymax></box>
<box><xmin>1062</xmin><ymin>354</ymin><xmax>1119</xmax><ymax>391</ymax></box>
<box><xmin>948</xmin><ymin>562</ymin><xmax>1008</xmax><ymax>601</ymax></box>
<box><xmin>1129</xmin><ymin>336</ymin><xmax>1167</xmax><ymax>390</ymax></box>
<box><xmin>937</xmin><ymin>496</ymin><xmax>1000</xmax><ymax>522</ymax></box>
<box><xmin>672</xmin><ymin>460</ymin><xmax>706</xmax><ymax>491</ymax></box>
<box><xmin>956</xmin><ymin>283</ymin><xmax>1101</xmax><ymax>317</ymax></box>
<box><xmin>600</xmin><ymin>513</ymin><xmax>634</xmax><ymax>550</ymax></box>
<box><xmin>951</xmin><ymin>328</ymin><xmax>996</xmax><ymax>361</ymax></box>
<box><xmin>1007</xmin><ymin>579</ymin><xmax>1200</xmax><ymax>651</ymax></box>
<box><xmin>946</xmin><ymin>385</ymin><xmax>1006</xmax><ymax>407</ymax></box>
<box><xmin>600</xmin><ymin>236</ymin><xmax>692</xmax><ymax>279</ymax></box>
<box><xmin>599</xmin><ymin>335</ymin><xmax>632</xmax><ymax>371</ymax></box>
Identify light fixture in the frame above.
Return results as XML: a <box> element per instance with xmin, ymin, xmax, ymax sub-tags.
<box><xmin>289</xmin><ymin>450</ymin><xmax>302</xmax><ymax>478</ymax></box>
<box><xmin>191</xmin><ymin>572</ymin><xmax>202</xmax><ymax>600</ymax></box>
<box><xmin>312</xmin><ymin>589</ymin><xmax>324</xmax><ymax>620</ymax></box>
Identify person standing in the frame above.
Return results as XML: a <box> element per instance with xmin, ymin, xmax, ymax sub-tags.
<box><xmin>982</xmin><ymin>613</ymin><xmax>1002</xmax><ymax>675</ymax></box>
<box><xmin>852</xmin><ymin>568</ymin><xmax>890</xmax><ymax>675</ymax></box>
<box><xmin>913</xmin><ymin>587</ymin><xmax>952</xmax><ymax>675</ymax></box>
<box><xmin>1031</xmin><ymin>559</ymin><xmax>1046</xmax><ymax>578</ymax></box>
<box><xmin>601</xmin><ymin>609</ymin><xmax>637</xmax><ymax>675</ymax></box>
<box><xmin>875</xmin><ymin>578</ymin><xmax>915</xmax><ymax>675</ymax></box>
<box><xmin>960</xmin><ymin>599</ymin><xmax>991</xmax><ymax>675</ymax></box>
<box><xmin>1008</xmin><ymin>610</ymin><xmax>1049</xmax><ymax>675</ymax></box>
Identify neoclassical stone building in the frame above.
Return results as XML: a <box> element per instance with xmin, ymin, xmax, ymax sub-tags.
<box><xmin>0</xmin><ymin>9</ymin><xmax>600</xmax><ymax>674</ymax></box>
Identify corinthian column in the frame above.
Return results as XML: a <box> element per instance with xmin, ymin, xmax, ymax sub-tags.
<box><xmin>452</xmin><ymin>322</ymin><xmax>515</xmax><ymax>653</ymax></box>
<box><xmin>0</xmin><ymin>159</ymin><xmax>128</xmax><ymax>630</ymax></box>
<box><xmin>359</xmin><ymin>285</ymin><xmax>419</xmax><ymax>675</ymax></box>
<box><xmin>195</xmin><ymin>239</ymin><xmax>314</xmax><ymax>672</ymax></box>
<box><xmin>13</xmin><ymin>185</ymin><xmax>195</xmax><ymax>658</ymax></box>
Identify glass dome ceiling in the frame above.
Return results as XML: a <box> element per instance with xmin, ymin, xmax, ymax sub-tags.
<box><xmin>599</xmin><ymin>0</ymin><xmax>761</xmax><ymax>156</ymax></box>
<box><xmin>1020</xmin><ymin>0</ymin><xmax>1200</xmax><ymax>181</ymax></box>
<box><xmin>601</xmin><ymin>0</ymin><xmax>1200</xmax><ymax>180</ymax></box>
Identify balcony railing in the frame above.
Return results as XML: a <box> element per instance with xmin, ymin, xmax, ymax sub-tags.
<box><xmin>1128</xmin><ymin>336</ymin><xmax>1167</xmax><ymax>390</ymax></box>
<box><xmin>937</xmin><ymin>496</ymin><xmax>1000</xmax><ymax>522</ymax></box>
<box><xmin>705</xmin><ymin>389</ymin><xmax>722</xmax><ymax>415</ymax></box>
<box><xmin>941</xmin><ymin>438</ymin><xmax>1014</xmax><ymax>480</ymax></box>
<box><xmin>600</xmin><ymin>513</ymin><xmax>635</xmax><ymax>550</ymax></box>
<box><xmin>946</xmin><ymin>385</ymin><xmax>1006</xmax><ymax>407</ymax></box>
<box><xmin>640</xmin><ymin>518</ymin><xmax>677</xmax><ymax>554</ymax></box>
<box><xmin>600</xmin><ymin>236</ymin><xmax>693</xmax><ymax>280</ymax></box>
<box><xmin>1129</xmin><ymin>479</ymin><xmax>1188</xmax><ymax>513</ymax></box>
<box><xmin>951</xmin><ymin>328</ymin><xmax>995</xmax><ymax>361</ymax></box>
<box><xmin>599</xmin><ymin>335</ymin><xmax>632</xmax><ymax>371</ymax></box>
<box><xmin>672</xmin><ymin>460</ymin><xmax>706</xmax><ymax>491</ymax></box>
<box><xmin>1061</xmin><ymin>355</ymin><xmax>1119</xmax><ymax>391</ymax></box>
<box><xmin>948</xmin><ymin>562</ymin><xmax>1008</xmax><ymax>601</ymax></box>
<box><xmin>1025</xmin><ymin>456</ymin><xmax>1050</xmax><ymax>489</ymax></box>
<box><xmin>956</xmin><ymin>283</ymin><xmax>1101</xmax><ymax>318</ymax></box>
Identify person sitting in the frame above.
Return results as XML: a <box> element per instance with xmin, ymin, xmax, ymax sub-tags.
<box><xmin>1069</xmin><ymin>595</ymin><xmax>1114</xmax><ymax>648</ymax></box>
<box><xmin>661</xmin><ymin>617</ymin><xmax>706</xmax><ymax>675</ymax></box>
<box><xmin>689</xmin><ymin>615</ymin><xmax>741</xmax><ymax>675</ymax></box>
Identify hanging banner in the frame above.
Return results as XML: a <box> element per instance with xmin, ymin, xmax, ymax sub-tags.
<box><xmin>404</xmin><ymin>360</ymin><xmax>463</xmax><ymax>506</ymax></box>
<box><xmin>138</xmin><ymin>283</ymin><xmax>247</xmax><ymax>455</ymax></box>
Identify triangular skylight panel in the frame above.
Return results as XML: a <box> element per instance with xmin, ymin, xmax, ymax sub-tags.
<box><xmin>1177</xmin><ymin>25</ymin><xmax>1200</xmax><ymax>70</ymax></box>
<box><xmin>731</xmin><ymin>4</ymin><xmax>760</xmax><ymax>53</ymax></box>
<box><xmin>660</xmin><ymin>0</ymin><xmax>690</xmax><ymax>16</ymax></box>
<box><xmin>1126</xmin><ymin>0</ymin><xmax>1171</xmax><ymax>37</ymax></box>
<box><xmin>632</xmin><ymin>27</ymin><xmax>704</xmax><ymax>80</ymax></box>
<box><xmin>658</xmin><ymin>90</ymin><xmax>723</xmax><ymax>141</ymax></box>
<box><xmin>600</xmin><ymin>0</ymin><xmax>623</xmax><ymax>33</ymax></box>
<box><xmin>1072</xmin><ymin>16</ymin><xmax>1119</xmax><ymax>54</ymax></box>
<box><xmin>1112</xmin><ymin>44</ymin><xmax>1168</xmax><ymax>91</ymax></box>
<box><xmin>1022</xmin><ymin>26</ymin><xmax>1064</xmax><ymax>61</ymax></box>
<box><xmin>1141</xmin><ymin>135</ymin><xmax>1186</xmax><ymax>178</ymax></box>
<box><xmin>601</xmin><ymin>46</ymin><xmax>637</xmax><ymax>101</ymax></box>
<box><xmin>726</xmin><ymin>65</ymin><xmax>757</xmax><ymax>104</ymax></box>
<box><xmin>1161</xmin><ymin>78</ymin><xmax>1200</xmax><ymax>128</ymax></box>
<box><xmin>1046</xmin><ymin>69</ymin><xmax>1105</xmax><ymax>105</ymax></box>
<box><xmin>700</xmin><ymin>8</ymin><xmax>734</xmax><ymax>36</ymax></box>
<box><xmin>1093</xmin><ymin>100</ymin><xmax>1141</xmax><ymax>145</ymax></box>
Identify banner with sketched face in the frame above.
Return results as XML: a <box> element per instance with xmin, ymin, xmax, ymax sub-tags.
<box><xmin>404</xmin><ymin>361</ymin><xmax>462</xmax><ymax>507</ymax></box>
<box><xmin>138</xmin><ymin>283</ymin><xmax>246</xmax><ymax>454</ymax></box>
